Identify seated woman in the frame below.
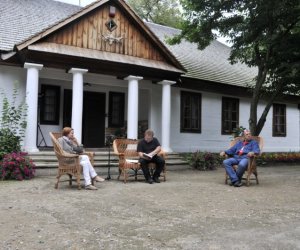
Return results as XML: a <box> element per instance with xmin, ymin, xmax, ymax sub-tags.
<box><xmin>58</xmin><ymin>127</ymin><xmax>105</xmax><ymax>190</ymax></box>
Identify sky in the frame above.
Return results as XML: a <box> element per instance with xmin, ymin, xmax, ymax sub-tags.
<box><xmin>55</xmin><ymin>0</ymin><xmax>231</xmax><ymax>46</ymax></box>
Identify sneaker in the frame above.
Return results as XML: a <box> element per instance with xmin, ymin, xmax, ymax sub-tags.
<box><xmin>85</xmin><ymin>184</ymin><xmax>98</xmax><ymax>190</ymax></box>
<box><xmin>153</xmin><ymin>177</ymin><xmax>160</xmax><ymax>183</ymax></box>
<box><xmin>233</xmin><ymin>181</ymin><xmax>243</xmax><ymax>187</ymax></box>
<box><xmin>146</xmin><ymin>178</ymin><xmax>153</xmax><ymax>184</ymax></box>
<box><xmin>93</xmin><ymin>176</ymin><xmax>105</xmax><ymax>182</ymax></box>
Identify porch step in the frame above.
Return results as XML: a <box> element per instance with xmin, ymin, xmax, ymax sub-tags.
<box><xmin>28</xmin><ymin>150</ymin><xmax>189</xmax><ymax>176</ymax></box>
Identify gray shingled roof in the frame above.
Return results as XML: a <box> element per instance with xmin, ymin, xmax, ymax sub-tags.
<box><xmin>146</xmin><ymin>22</ymin><xmax>257</xmax><ymax>87</ymax></box>
<box><xmin>0</xmin><ymin>0</ymin><xmax>257</xmax><ymax>87</ymax></box>
<box><xmin>0</xmin><ymin>0</ymin><xmax>80</xmax><ymax>52</ymax></box>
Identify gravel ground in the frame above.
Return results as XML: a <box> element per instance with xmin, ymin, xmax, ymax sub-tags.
<box><xmin>0</xmin><ymin>165</ymin><xmax>300</xmax><ymax>250</ymax></box>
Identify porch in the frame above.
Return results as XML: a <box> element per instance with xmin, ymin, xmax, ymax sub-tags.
<box><xmin>28</xmin><ymin>149</ymin><xmax>189</xmax><ymax>176</ymax></box>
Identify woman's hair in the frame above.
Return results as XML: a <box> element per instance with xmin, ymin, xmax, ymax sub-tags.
<box><xmin>62</xmin><ymin>127</ymin><xmax>73</xmax><ymax>137</ymax></box>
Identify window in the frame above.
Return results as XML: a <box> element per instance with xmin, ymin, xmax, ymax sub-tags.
<box><xmin>105</xmin><ymin>19</ymin><xmax>117</xmax><ymax>32</ymax></box>
<box><xmin>273</xmin><ymin>103</ymin><xmax>286</xmax><ymax>137</ymax></box>
<box><xmin>222</xmin><ymin>97</ymin><xmax>239</xmax><ymax>134</ymax></box>
<box><xmin>180</xmin><ymin>91</ymin><xmax>201</xmax><ymax>133</ymax></box>
<box><xmin>39</xmin><ymin>85</ymin><xmax>60</xmax><ymax>125</ymax></box>
<box><xmin>108</xmin><ymin>92</ymin><xmax>125</xmax><ymax>127</ymax></box>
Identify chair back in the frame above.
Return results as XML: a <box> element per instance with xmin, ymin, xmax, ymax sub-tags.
<box><xmin>49</xmin><ymin>132</ymin><xmax>65</xmax><ymax>157</ymax></box>
<box><xmin>230</xmin><ymin>136</ymin><xmax>264</xmax><ymax>154</ymax></box>
<box><xmin>113</xmin><ymin>138</ymin><xmax>139</xmax><ymax>158</ymax></box>
<box><xmin>52</xmin><ymin>132</ymin><xmax>62</xmax><ymax>140</ymax></box>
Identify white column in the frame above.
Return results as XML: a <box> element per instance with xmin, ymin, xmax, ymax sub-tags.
<box><xmin>124</xmin><ymin>75</ymin><xmax>143</xmax><ymax>139</ymax></box>
<box><xmin>68</xmin><ymin>68</ymin><xmax>88</xmax><ymax>144</ymax></box>
<box><xmin>158</xmin><ymin>80</ymin><xmax>176</xmax><ymax>152</ymax></box>
<box><xmin>24</xmin><ymin>63</ymin><xmax>43</xmax><ymax>152</ymax></box>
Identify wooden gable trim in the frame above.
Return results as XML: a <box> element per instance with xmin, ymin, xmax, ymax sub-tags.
<box><xmin>44</xmin><ymin>4</ymin><xmax>166</xmax><ymax>63</ymax></box>
<box><xmin>16</xmin><ymin>0</ymin><xmax>109</xmax><ymax>51</ymax></box>
<box><xmin>15</xmin><ymin>0</ymin><xmax>185</xmax><ymax>72</ymax></box>
<box><xmin>28</xmin><ymin>42</ymin><xmax>183</xmax><ymax>73</ymax></box>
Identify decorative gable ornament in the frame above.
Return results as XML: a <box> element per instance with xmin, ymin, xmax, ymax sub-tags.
<box><xmin>101</xmin><ymin>33</ymin><xmax>124</xmax><ymax>45</ymax></box>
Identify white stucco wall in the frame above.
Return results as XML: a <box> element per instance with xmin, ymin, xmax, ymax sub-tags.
<box><xmin>170</xmin><ymin>87</ymin><xmax>300</xmax><ymax>153</ymax></box>
<box><xmin>0</xmin><ymin>65</ymin><xmax>27</xmax><ymax>115</ymax></box>
<box><xmin>0</xmin><ymin>65</ymin><xmax>27</xmax><ymax>147</ymax></box>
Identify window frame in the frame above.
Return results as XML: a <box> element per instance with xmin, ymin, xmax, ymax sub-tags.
<box><xmin>108</xmin><ymin>91</ymin><xmax>125</xmax><ymax>128</ymax></box>
<box><xmin>180</xmin><ymin>91</ymin><xmax>202</xmax><ymax>133</ymax></box>
<box><xmin>221</xmin><ymin>97</ymin><xmax>240</xmax><ymax>135</ymax></box>
<box><xmin>272</xmin><ymin>103</ymin><xmax>286</xmax><ymax>137</ymax></box>
<box><xmin>39</xmin><ymin>85</ymin><xmax>60</xmax><ymax>125</ymax></box>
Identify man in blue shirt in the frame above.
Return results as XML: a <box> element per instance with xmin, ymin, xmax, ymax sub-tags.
<box><xmin>137</xmin><ymin>129</ymin><xmax>165</xmax><ymax>184</ymax></box>
<box><xmin>220</xmin><ymin>129</ymin><xmax>260</xmax><ymax>187</ymax></box>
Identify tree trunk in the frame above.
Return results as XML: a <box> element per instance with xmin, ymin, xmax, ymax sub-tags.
<box><xmin>249</xmin><ymin>66</ymin><xmax>268</xmax><ymax>136</ymax></box>
<box><xmin>255</xmin><ymin>83</ymin><xmax>285</xmax><ymax>135</ymax></box>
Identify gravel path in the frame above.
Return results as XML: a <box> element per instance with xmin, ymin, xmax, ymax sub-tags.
<box><xmin>0</xmin><ymin>165</ymin><xmax>300</xmax><ymax>250</ymax></box>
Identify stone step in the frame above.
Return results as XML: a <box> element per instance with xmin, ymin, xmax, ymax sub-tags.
<box><xmin>28</xmin><ymin>151</ymin><xmax>189</xmax><ymax>171</ymax></box>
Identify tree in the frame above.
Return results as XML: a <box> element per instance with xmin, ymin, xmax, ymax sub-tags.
<box><xmin>170</xmin><ymin>0</ymin><xmax>300</xmax><ymax>135</ymax></box>
<box><xmin>126</xmin><ymin>0</ymin><xmax>183</xmax><ymax>28</ymax></box>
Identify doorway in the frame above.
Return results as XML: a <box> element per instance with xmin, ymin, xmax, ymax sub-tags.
<box><xmin>63</xmin><ymin>90</ymin><xmax>106</xmax><ymax>147</ymax></box>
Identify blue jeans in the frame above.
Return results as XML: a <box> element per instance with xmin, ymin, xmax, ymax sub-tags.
<box><xmin>223</xmin><ymin>157</ymin><xmax>248</xmax><ymax>183</ymax></box>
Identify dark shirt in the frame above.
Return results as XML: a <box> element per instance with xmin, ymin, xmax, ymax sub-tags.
<box><xmin>137</xmin><ymin>137</ymin><xmax>161</xmax><ymax>154</ymax></box>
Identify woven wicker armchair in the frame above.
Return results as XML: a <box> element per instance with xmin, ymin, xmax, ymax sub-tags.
<box><xmin>51</xmin><ymin>132</ymin><xmax>95</xmax><ymax>165</ymax></box>
<box><xmin>225</xmin><ymin>136</ymin><xmax>264</xmax><ymax>186</ymax></box>
<box><xmin>113</xmin><ymin>138</ymin><xmax>167</xmax><ymax>183</ymax></box>
<box><xmin>49</xmin><ymin>132</ymin><xmax>95</xmax><ymax>189</ymax></box>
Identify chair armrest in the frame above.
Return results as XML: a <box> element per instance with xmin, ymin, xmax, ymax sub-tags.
<box><xmin>62</xmin><ymin>153</ymin><xmax>79</xmax><ymax>158</ymax></box>
<box><xmin>158</xmin><ymin>150</ymin><xmax>167</xmax><ymax>159</ymax></box>
<box><xmin>83</xmin><ymin>151</ymin><xmax>95</xmax><ymax>156</ymax></box>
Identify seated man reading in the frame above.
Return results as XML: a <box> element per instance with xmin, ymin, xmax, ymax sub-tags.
<box><xmin>220</xmin><ymin>129</ymin><xmax>260</xmax><ymax>187</ymax></box>
<box><xmin>137</xmin><ymin>129</ymin><xmax>165</xmax><ymax>184</ymax></box>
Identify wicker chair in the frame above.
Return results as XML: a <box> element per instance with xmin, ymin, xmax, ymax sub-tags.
<box><xmin>49</xmin><ymin>132</ymin><xmax>95</xmax><ymax>189</ymax></box>
<box><xmin>113</xmin><ymin>138</ymin><xmax>167</xmax><ymax>183</ymax></box>
<box><xmin>225</xmin><ymin>136</ymin><xmax>264</xmax><ymax>186</ymax></box>
<box><xmin>51</xmin><ymin>132</ymin><xmax>95</xmax><ymax>165</ymax></box>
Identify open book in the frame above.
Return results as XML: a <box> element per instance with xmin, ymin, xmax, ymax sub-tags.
<box><xmin>126</xmin><ymin>159</ymin><xmax>139</xmax><ymax>164</ymax></box>
<box><xmin>143</xmin><ymin>153</ymin><xmax>156</xmax><ymax>159</ymax></box>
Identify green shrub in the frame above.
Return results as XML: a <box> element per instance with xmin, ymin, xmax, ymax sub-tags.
<box><xmin>0</xmin><ymin>83</ymin><xmax>27</xmax><ymax>159</ymax></box>
<box><xmin>183</xmin><ymin>151</ymin><xmax>300</xmax><ymax>170</ymax></box>
<box><xmin>258</xmin><ymin>152</ymin><xmax>300</xmax><ymax>165</ymax></box>
<box><xmin>231</xmin><ymin>126</ymin><xmax>246</xmax><ymax>139</ymax></box>
<box><xmin>0</xmin><ymin>128</ymin><xmax>21</xmax><ymax>158</ymax></box>
<box><xmin>184</xmin><ymin>151</ymin><xmax>222</xmax><ymax>170</ymax></box>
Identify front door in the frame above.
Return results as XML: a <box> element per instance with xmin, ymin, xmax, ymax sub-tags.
<box><xmin>63</xmin><ymin>90</ymin><xmax>106</xmax><ymax>147</ymax></box>
<box><xmin>82</xmin><ymin>91</ymin><xmax>106</xmax><ymax>147</ymax></box>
